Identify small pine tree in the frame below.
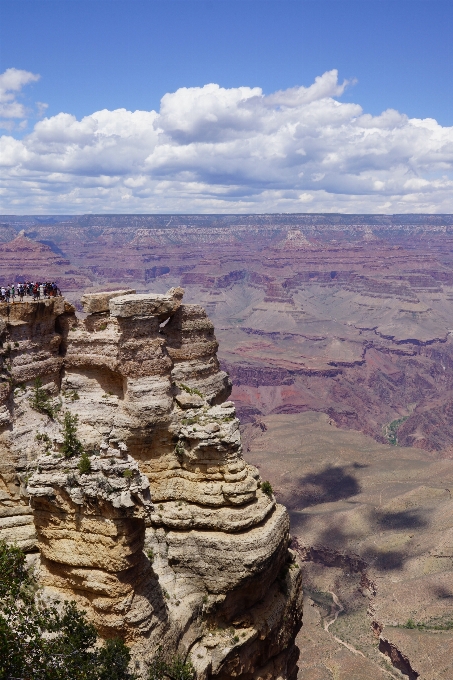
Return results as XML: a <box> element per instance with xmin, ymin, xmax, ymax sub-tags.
<box><xmin>167</xmin><ymin>655</ymin><xmax>196</xmax><ymax>680</ymax></box>
<box><xmin>148</xmin><ymin>648</ymin><xmax>195</xmax><ymax>680</ymax></box>
<box><xmin>30</xmin><ymin>377</ymin><xmax>56</xmax><ymax>418</ymax></box>
<box><xmin>78</xmin><ymin>451</ymin><xmax>92</xmax><ymax>475</ymax></box>
<box><xmin>62</xmin><ymin>411</ymin><xmax>84</xmax><ymax>458</ymax></box>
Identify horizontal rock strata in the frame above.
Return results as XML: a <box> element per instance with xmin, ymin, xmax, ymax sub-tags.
<box><xmin>0</xmin><ymin>289</ymin><xmax>302</xmax><ymax>679</ymax></box>
<box><xmin>28</xmin><ymin>443</ymin><xmax>162</xmax><ymax>640</ymax></box>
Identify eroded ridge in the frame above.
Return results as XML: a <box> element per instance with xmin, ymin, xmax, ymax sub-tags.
<box><xmin>0</xmin><ymin>289</ymin><xmax>302</xmax><ymax>679</ymax></box>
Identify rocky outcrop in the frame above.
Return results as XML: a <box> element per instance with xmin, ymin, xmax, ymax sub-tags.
<box><xmin>28</xmin><ymin>443</ymin><xmax>163</xmax><ymax>641</ymax></box>
<box><xmin>0</xmin><ymin>297</ymin><xmax>72</xmax><ymax>552</ymax></box>
<box><xmin>0</xmin><ymin>289</ymin><xmax>302</xmax><ymax>679</ymax></box>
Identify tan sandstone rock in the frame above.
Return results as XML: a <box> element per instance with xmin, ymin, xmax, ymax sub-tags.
<box><xmin>0</xmin><ymin>289</ymin><xmax>302</xmax><ymax>679</ymax></box>
<box><xmin>81</xmin><ymin>289</ymin><xmax>136</xmax><ymax>314</ymax></box>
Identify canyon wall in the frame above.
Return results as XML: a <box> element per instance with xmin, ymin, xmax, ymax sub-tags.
<box><xmin>0</xmin><ymin>290</ymin><xmax>302</xmax><ymax>679</ymax></box>
<box><xmin>3</xmin><ymin>216</ymin><xmax>453</xmax><ymax>454</ymax></box>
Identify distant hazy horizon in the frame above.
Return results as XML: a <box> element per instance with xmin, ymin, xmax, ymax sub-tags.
<box><xmin>3</xmin><ymin>213</ymin><xmax>453</xmax><ymax>223</ymax></box>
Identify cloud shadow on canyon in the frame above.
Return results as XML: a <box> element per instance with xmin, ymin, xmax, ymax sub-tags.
<box><xmin>373</xmin><ymin>508</ymin><xmax>428</xmax><ymax>531</ymax></box>
<box><xmin>290</xmin><ymin>464</ymin><xmax>362</xmax><ymax>510</ymax></box>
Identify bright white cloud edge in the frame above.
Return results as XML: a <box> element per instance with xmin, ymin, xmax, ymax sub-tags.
<box><xmin>0</xmin><ymin>68</ymin><xmax>452</xmax><ymax>214</ymax></box>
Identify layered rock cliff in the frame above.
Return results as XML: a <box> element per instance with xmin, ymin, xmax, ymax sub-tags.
<box><xmin>0</xmin><ymin>289</ymin><xmax>302</xmax><ymax>679</ymax></box>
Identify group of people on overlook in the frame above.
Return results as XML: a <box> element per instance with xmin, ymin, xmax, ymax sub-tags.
<box><xmin>0</xmin><ymin>281</ymin><xmax>61</xmax><ymax>303</ymax></box>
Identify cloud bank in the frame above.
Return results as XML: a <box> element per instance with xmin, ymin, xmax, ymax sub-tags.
<box><xmin>0</xmin><ymin>69</ymin><xmax>452</xmax><ymax>213</ymax></box>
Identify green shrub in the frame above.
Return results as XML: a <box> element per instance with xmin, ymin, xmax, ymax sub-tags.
<box><xmin>78</xmin><ymin>451</ymin><xmax>92</xmax><ymax>475</ymax></box>
<box><xmin>175</xmin><ymin>441</ymin><xmax>185</xmax><ymax>461</ymax></box>
<box><xmin>30</xmin><ymin>377</ymin><xmax>58</xmax><ymax>419</ymax></box>
<box><xmin>0</xmin><ymin>540</ymin><xmax>135</xmax><ymax>679</ymax></box>
<box><xmin>36</xmin><ymin>432</ymin><xmax>52</xmax><ymax>453</ymax></box>
<box><xmin>62</xmin><ymin>411</ymin><xmax>84</xmax><ymax>458</ymax></box>
<box><xmin>402</xmin><ymin>617</ymin><xmax>453</xmax><ymax>631</ymax></box>
<box><xmin>386</xmin><ymin>416</ymin><xmax>409</xmax><ymax>446</ymax></box>
<box><xmin>123</xmin><ymin>469</ymin><xmax>133</xmax><ymax>479</ymax></box>
<box><xmin>146</xmin><ymin>548</ymin><xmax>154</xmax><ymax>563</ymax></box>
<box><xmin>179</xmin><ymin>383</ymin><xmax>203</xmax><ymax>399</ymax></box>
<box><xmin>148</xmin><ymin>647</ymin><xmax>195</xmax><ymax>680</ymax></box>
<box><xmin>261</xmin><ymin>480</ymin><xmax>273</xmax><ymax>496</ymax></box>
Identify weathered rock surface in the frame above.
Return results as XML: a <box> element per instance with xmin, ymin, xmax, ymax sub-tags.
<box><xmin>81</xmin><ymin>289</ymin><xmax>136</xmax><ymax>314</ymax></box>
<box><xmin>28</xmin><ymin>445</ymin><xmax>161</xmax><ymax>641</ymax></box>
<box><xmin>0</xmin><ymin>290</ymin><xmax>302</xmax><ymax>679</ymax></box>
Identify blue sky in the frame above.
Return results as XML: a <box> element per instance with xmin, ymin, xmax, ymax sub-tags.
<box><xmin>2</xmin><ymin>0</ymin><xmax>453</xmax><ymax>124</ymax></box>
<box><xmin>0</xmin><ymin>0</ymin><xmax>452</xmax><ymax>214</ymax></box>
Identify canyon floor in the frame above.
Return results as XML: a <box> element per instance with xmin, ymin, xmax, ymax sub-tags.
<box><xmin>244</xmin><ymin>412</ymin><xmax>453</xmax><ymax>679</ymax></box>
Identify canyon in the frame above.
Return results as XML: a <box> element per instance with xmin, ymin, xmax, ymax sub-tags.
<box><xmin>3</xmin><ymin>213</ymin><xmax>453</xmax><ymax>456</ymax></box>
<box><xmin>1</xmin><ymin>213</ymin><xmax>453</xmax><ymax>678</ymax></box>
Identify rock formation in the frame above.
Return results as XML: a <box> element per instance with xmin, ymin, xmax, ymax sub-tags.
<box><xmin>0</xmin><ymin>289</ymin><xmax>302</xmax><ymax>679</ymax></box>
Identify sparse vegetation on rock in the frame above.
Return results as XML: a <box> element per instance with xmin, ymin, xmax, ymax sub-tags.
<box><xmin>261</xmin><ymin>480</ymin><xmax>273</xmax><ymax>496</ymax></box>
<box><xmin>78</xmin><ymin>451</ymin><xmax>92</xmax><ymax>475</ymax></box>
<box><xmin>179</xmin><ymin>383</ymin><xmax>203</xmax><ymax>399</ymax></box>
<box><xmin>0</xmin><ymin>540</ymin><xmax>135</xmax><ymax>680</ymax></box>
<box><xmin>61</xmin><ymin>411</ymin><xmax>84</xmax><ymax>458</ymax></box>
<box><xmin>148</xmin><ymin>648</ymin><xmax>195</xmax><ymax>680</ymax></box>
<box><xmin>30</xmin><ymin>377</ymin><xmax>59</xmax><ymax>419</ymax></box>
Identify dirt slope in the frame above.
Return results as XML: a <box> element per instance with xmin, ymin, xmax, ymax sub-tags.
<box><xmin>244</xmin><ymin>412</ymin><xmax>453</xmax><ymax>679</ymax></box>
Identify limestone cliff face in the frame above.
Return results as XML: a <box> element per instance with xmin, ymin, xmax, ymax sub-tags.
<box><xmin>0</xmin><ymin>290</ymin><xmax>302</xmax><ymax>679</ymax></box>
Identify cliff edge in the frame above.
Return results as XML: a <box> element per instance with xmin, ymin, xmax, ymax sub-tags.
<box><xmin>0</xmin><ymin>289</ymin><xmax>302</xmax><ymax>679</ymax></box>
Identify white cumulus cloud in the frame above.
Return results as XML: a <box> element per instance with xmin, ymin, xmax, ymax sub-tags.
<box><xmin>0</xmin><ymin>68</ymin><xmax>452</xmax><ymax>213</ymax></box>
<box><xmin>0</xmin><ymin>68</ymin><xmax>41</xmax><ymax>129</ymax></box>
